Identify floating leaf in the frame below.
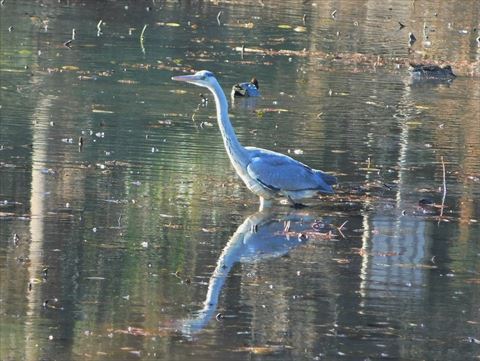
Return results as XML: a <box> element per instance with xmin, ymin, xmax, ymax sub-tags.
<box><xmin>415</xmin><ymin>105</ymin><xmax>430</xmax><ymax>110</ymax></box>
<box><xmin>277</xmin><ymin>24</ymin><xmax>292</xmax><ymax>29</ymax></box>
<box><xmin>62</xmin><ymin>65</ymin><xmax>80</xmax><ymax>71</ymax></box>
<box><xmin>226</xmin><ymin>22</ymin><xmax>255</xmax><ymax>28</ymax></box>
<box><xmin>159</xmin><ymin>213</ymin><xmax>174</xmax><ymax>218</ymax></box>
<box><xmin>156</xmin><ymin>120</ymin><xmax>173</xmax><ymax>126</ymax></box>
<box><xmin>358</xmin><ymin>167</ymin><xmax>381</xmax><ymax>172</ymax></box>
<box><xmin>406</xmin><ymin>121</ymin><xmax>422</xmax><ymax>126</ymax></box>
<box><xmin>117</xmin><ymin>79</ymin><xmax>139</xmax><ymax>84</ymax></box>
<box><xmin>115</xmin><ymin>327</ymin><xmax>153</xmax><ymax>336</ymax></box>
<box><xmin>235</xmin><ymin>345</ymin><xmax>292</xmax><ymax>354</ymax></box>
<box><xmin>92</xmin><ymin>109</ymin><xmax>114</xmax><ymax>114</ymax></box>
<box><xmin>396</xmin><ymin>263</ymin><xmax>437</xmax><ymax>269</ymax></box>
<box><xmin>0</xmin><ymin>68</ymin><xmax>26</xmax><ymax>73</ymax></box>
<box><xmin>294</xmin><ymin>26</ymin><xmax>307</xmax><ymax>32</ymax></box>
<box><xmin>156</xmin><ymin>22</ymin><xmax>181</xmax><ymax>27</ymax></box>
<box><xmin>256</xmin><ymin>108</ymin><xmax>289</xmax><ymax>113</ymax></box>
<box><xmin>78</xmin><ymin>75</ymin><xmax>96</xmax><ymax>80</ymax></box>
<box><xmin>18</xmin><ymin>49</ymin><xmax>33</xmax><ymax>55</ymax></box>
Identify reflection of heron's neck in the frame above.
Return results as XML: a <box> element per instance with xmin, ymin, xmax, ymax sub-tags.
<box><xmin>182</xmin><ymin>210</ymin><xmax>288</xmax><ymax>337</ymax></box>
<box><xmin>182</xmin><ymin>223</ymin><xmax>246</xmax><ymax>335</ymax></box>
<box><xmin>200</xmin><ymin>219</ymin><xmax>250</xmax><ymax>313</ymax></box>
<box><xmin>208</xmin><ymin>82</ymin><xmax>248</xmax><ymax>168</ymax></box>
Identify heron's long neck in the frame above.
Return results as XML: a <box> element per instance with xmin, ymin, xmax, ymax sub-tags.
<box><xmin>209</xmin><ymin>82</ymin><xmax>248</xmax><ymax>167</ymax></box>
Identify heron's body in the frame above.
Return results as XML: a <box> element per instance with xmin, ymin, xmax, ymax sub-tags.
<box><xmin>172</xmin><ymin>70</ymin><xmax>336</xmax><ymax>208</ymax></box>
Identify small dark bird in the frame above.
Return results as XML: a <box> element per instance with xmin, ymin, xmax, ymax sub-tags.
<box><xmin>64</xmin><ymin>39</ymin><xmax>73</xmax><ymax>48</ymax></box>
<box><xmin>398</xmin><ymin>21</ymin><xmax>405</xmax><ymax>29</ymax></box>
<box><xmin>231</xmin><ymin>77</ymin><xmax>260</xmax><ymax>97</ymax></box>
<box><xmin>408</xmin><ymin>32</ymin><xmax>416</xmax><ymax>46</ymax></box>
<box><xmin>409</xmin><ymin>64</ymin><xmax>456</xmax><ymax>79</ymax></box>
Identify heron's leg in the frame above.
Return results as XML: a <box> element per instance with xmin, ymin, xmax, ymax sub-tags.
<box><xmin>287</xmin><ymin>196</ymin><xmax>306</xmax><ymax>209</ymax></box>
<box><xmin>259</xmin><ymin>197</ymin><xmax>273</xmax><ymax>211</ymax></box>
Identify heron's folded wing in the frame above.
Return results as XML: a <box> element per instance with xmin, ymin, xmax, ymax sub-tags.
<box><xmin>247</xmin><ymin>155</ymin><xmax>326</xmax><ymax>192</ymax></box>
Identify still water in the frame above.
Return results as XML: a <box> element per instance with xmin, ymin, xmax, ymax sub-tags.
<box><xmin>1</xmin><ymin>0</ymin><xmax>479</xmax><ymax>360</ymax></box>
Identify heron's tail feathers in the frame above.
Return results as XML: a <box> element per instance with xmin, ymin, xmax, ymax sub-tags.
<box><xmin>317</xmin><ymin>171</ymin><xmax>337</xmax><ymax>186</ymax></box>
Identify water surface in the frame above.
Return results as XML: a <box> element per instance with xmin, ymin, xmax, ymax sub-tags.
<box><xmin>1</xmin><ymin>1</ymin><xmax>480</xmax><ymax>360</ymax></box>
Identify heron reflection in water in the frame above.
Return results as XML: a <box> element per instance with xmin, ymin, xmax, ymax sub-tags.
<box><xmin>179</xmin><ymin>209</ymin><xmax>313</xmax><ymax>337</ymax></box>
<box><xmin>172</xmin><ymin>71</ymin><xmax>336</xmax><ymax>209</ymax></box>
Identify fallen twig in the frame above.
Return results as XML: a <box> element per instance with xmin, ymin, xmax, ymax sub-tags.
<box><xmin>140</xmin><ymin>24</ymin><xmax>148</xmax><ymax>53</ymax></box>
<box><xmin>336</xmin><ymin>220</ymin><xmax>348</xmax><ymax>239</ymax></box>
<box><xmin>97</xmin><ymin>19</ymin><xmax>103</xmax><ymax>36</ymax></box>
<box><xmin>439</xmin><ymin>156</ymin><xmax>447</xmax><ymax>219</ymax></box>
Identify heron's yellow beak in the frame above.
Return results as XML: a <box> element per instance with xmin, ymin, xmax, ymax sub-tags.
<box><xmin>171</xmin><ymin>74</ymin><xmax>202</xmax><ymax>82</ymax></box>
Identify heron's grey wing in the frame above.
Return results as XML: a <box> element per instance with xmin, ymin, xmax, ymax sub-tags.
<box><xmin>247</xmin><ymin>154</ymin><xmax>333</xmax><ymax>192</ymax></box>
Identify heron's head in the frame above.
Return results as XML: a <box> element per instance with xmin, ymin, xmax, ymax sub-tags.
<box><xmin>172</xmin><ymin>70</ymin><xmax>217</xmax><ymax>88</ymax></box>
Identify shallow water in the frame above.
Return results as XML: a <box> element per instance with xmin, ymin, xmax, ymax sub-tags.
<box><xmin>1</xmin><ymin>1</ymin><xmax>480</xmax><ymax>360</ymax></box>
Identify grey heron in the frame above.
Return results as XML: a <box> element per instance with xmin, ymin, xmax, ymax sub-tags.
<box><xmin>172</xmin><ymin>70</ymin><xmax>336</xmax><ymax>209</ymax></box>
